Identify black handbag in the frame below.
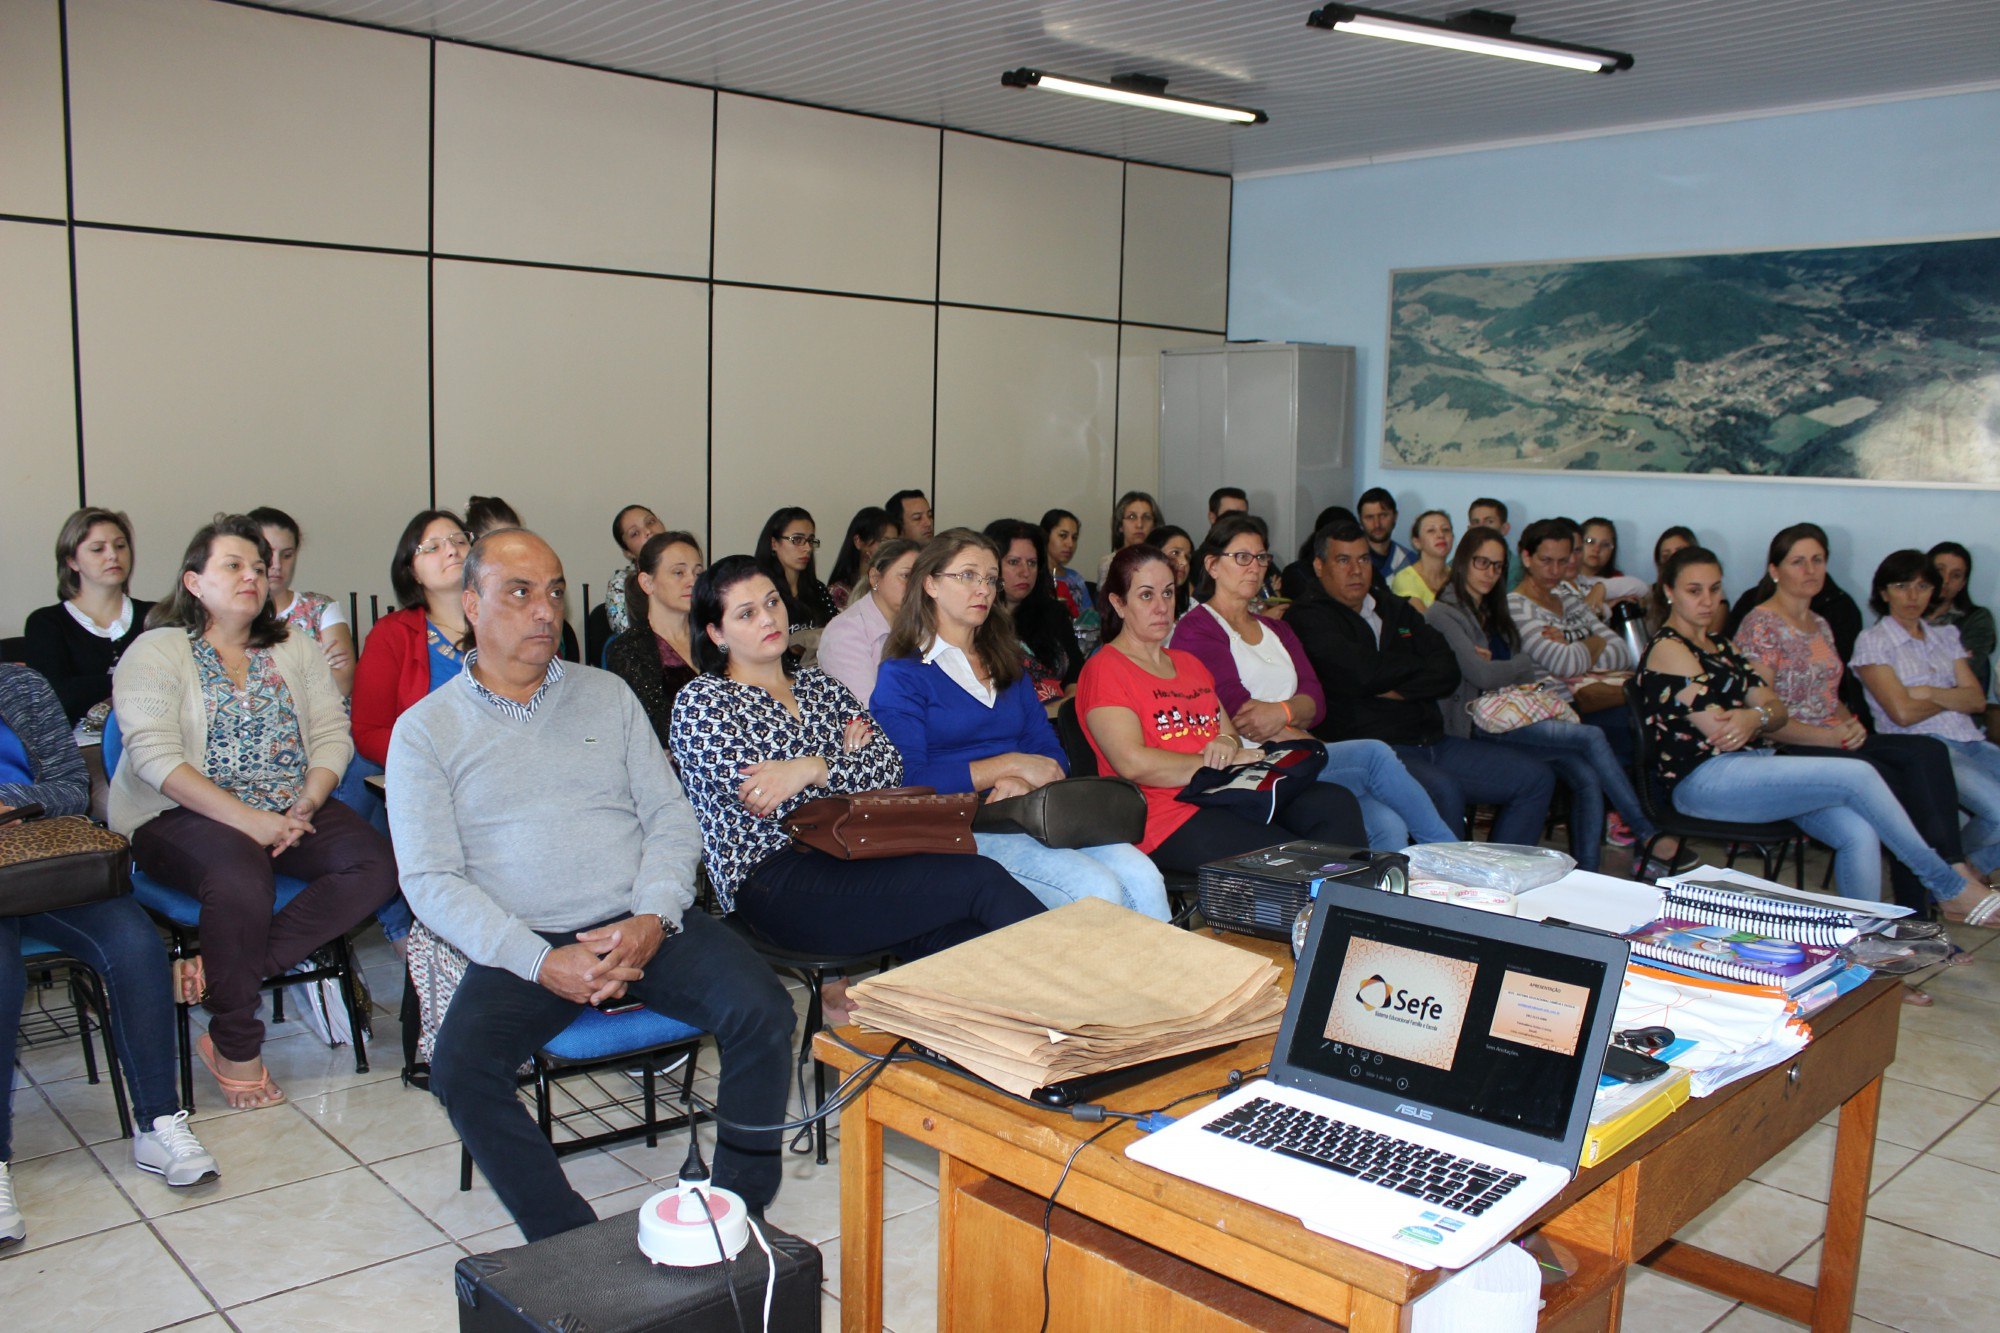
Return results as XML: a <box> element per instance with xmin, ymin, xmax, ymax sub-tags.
<box><xmin>972</xmin><ymin>776</ymin><xmax>1147</xmax><ymax>849</ymax></box>
<box><xmin>0</xmin><ymin>804</ymin><xmax>133</xmax><ymax>917</ymax></box>
<box><xmin>1174</xmin><ymin>739</ymin><xmax>1329</xmax><ymax>824</ymax></box>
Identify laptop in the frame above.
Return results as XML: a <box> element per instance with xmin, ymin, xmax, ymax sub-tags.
<box><xmin>1126</xmin><ymin>879</ymin><xmax>1629</xmax><ymax>1270</ymax></box>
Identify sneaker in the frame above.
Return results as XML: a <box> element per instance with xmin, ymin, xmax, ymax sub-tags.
<box><xmin>1605</xmin><ymin>813</ymin><xmax>1636</xmax><ymax>848</ymax></box>
<box><xmin>0</xmin><ymin>1159</ymin><xmax>23</xmax><ymax>1249</ymax></box>
<box><xmin>134</xmin><ymin>1112</ymin><xmax>220</xmax><ymax>1187</ymax></box>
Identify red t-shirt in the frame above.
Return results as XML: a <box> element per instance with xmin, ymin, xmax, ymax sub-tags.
<box><xmin>1075</xmin><ymin>646</ymin><xmax>1223</xmax><ymax>852</ymax></box>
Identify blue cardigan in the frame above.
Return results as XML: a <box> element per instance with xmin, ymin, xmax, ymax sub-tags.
<box><xmin>870</xmin><ymin>657</ymin><xmax>1067</xmax><ymax>794</ymax></box>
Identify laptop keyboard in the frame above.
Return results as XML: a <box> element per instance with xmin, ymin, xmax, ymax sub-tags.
<box><xmin>1203</xmin><ymin>1097</ymin><xmax>1527</xmax><ymax>1216</ymax></box>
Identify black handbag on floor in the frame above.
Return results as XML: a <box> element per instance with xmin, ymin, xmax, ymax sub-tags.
<box><xmin>973</xmin><ymin>776</ymin><xmax>1147</xmax><ymax>848</ymax></box>
<box><xmin>0</xmin><ymin>804</ymin><xmax>133</xmax><ymax>917</ymax></box>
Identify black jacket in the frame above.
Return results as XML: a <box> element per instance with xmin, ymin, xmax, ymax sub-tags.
<box><xmin>21</xmin><ymin>599</ymin><xmax>155</xmax><ymax>724</ymax></box>
<box><xmin>1284</xmin><ymin>587</ymin><xmax>1462</xmax><ymax>746</ymax></box>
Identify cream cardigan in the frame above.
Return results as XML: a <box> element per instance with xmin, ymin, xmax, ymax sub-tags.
<box><xmin>108</xmin><ymin>626</ymin><xmax>354</xmax><ymax>837</ymax></box>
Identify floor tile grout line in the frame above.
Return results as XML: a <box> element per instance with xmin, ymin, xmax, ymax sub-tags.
<box><xmin>208</xmin><ymin>1239</ymin><xmax>466</xmax><ymax>1319</ymax></box>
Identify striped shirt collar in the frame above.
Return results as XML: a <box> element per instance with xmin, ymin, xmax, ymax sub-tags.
<box><xmin>461</xmin><ymin>649</ymin><xmax>565</xmax><ymax>720</ymax></box>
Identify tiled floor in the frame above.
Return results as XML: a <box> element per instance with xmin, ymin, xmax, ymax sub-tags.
<box><xmin>9</xmin><ymin>869</ymin><xmax>2000</xmax><ymax>1332</ymax></box>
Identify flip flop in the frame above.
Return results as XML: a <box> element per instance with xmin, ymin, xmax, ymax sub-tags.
<box><xmin>1945</xmin><ymin>890</ymin><xmax>2000</xmax><ymax>930</ymax></box>
<box><xmin>1899</xmin><ymin>984</ymin><xmax>1935</xmax><ymax>1007</ymax></box>
<box><xmin>196</xmin><ymin>1033</ymin><xmax>285</xmax><ymax>1108</ymax></box>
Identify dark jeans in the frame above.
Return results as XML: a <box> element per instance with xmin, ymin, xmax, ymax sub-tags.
<box><xmin>131</xmin><ymin>799</ymin><xmax>398</xmax><ymax>1062</ymax></box>
<box><xmin>737</xmin><ymin>845</ymin><xmax>1045</xmax><ymax>960</ymax></box>
<box><xmin>1392</xmin><ymin>737</ymin><xmax>1556</xmax><ymax>847</ymax></box>
<box><xmin>1779</xmin><ymin>732</ymin><xmax>1966</xmax><ymax>912</ymax></box>
<box><xmin>1151</xmin><ymin>786</ymin><xmax>1369</xmax><ymax>874</ymax></box>
<box><xmin>2</xmin><ymin>896</ymin><xmax>182</xmax><ymax>1156</ymax></box>
<box><xmin>429</xmin><ymin>910</ymin><xmax>795</xmax><ymax>1243</ymax></box>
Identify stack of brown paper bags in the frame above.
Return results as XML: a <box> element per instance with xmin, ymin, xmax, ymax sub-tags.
<box><xmin>847</xmin><ymin>898</ymin><xmax>1287</xmax><ymax>1098</ymax></box>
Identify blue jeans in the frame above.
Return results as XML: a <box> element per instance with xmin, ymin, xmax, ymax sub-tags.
<box><xmin>1941</xmin><ymin>738</ymin><xmax>2000</xmax><ymax>874</ymax></box>
<box><xmin>974</xmin><ymin>832</ymin><xmax>1170</xmax><ymax>920</ymax></box>
<box><xmin>1670</xmin><ymin>751</ymin><xmax>1964</xmax><ymax>902</ymax></box>
<box><xmin>1492</xmin><ymin>721</ymin><xmax>1657</xmax><ymax>873</ymax></box>
<box><xmin>1318</xmin><ymin>739</ymin><xmax>1456</xmax><ymax>850</ymax></box>
<box><xmin>1392</xmin><ymin>737</ymin><xmax>1556</xmax><ymax>848</ymax></box>
<box><xmin>333</xmin><ymin>754</ymin><xmax>412</xmax><ymax>942</ymax></box>
<box><xmin>2</xmin><ymin>896</ymin><xmax>182</xmax><ymax>1157</ymax></box>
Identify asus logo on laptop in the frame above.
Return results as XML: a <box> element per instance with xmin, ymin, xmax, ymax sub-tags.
<box><xmin>1395</xmin><ymin>1104</ymin><xmax>1433</xmax><ymax>1121</ymax></box>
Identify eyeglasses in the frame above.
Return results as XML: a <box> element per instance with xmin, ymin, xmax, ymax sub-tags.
<box><xmin>415</xmin><ymin>533</ymin><xmax>471</xmax><ymax>557</ymax></box>
<box><xmin>935</xmin><ymin>569</ymin><xmax>1001</xmax><ymax>590</ymax></box>
<box><xmin>777</xmin><ymin>533</ymin><xmax>821</xmax><ymax>549</ymax></box>
<box><xmin>1222</xmin><ymin>551</ymin><xmax>1273</xmax><ymax>567</ymax></box>
<box><xmin>1469</xmin><ymin>556</ymin><xmax>1505</xmax><ymax>573</ymax></box>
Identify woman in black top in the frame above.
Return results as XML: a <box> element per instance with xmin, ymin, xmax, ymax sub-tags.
<box><xmin>984</xmin><ymin>518</ymin><xmax>1086</xmax><ymax>708</ymax></box>
<box><xmin>23</xmin><ymin>507</ymin><xmax>154</xmax><ymax>726</ymax></box>
<box><xmin>754</xmin><ymin>507</ymin><xmax>838</xmax><ymax>641</ymax></box>
<box><xmin>605</xmin><ymin>531</ymin><xmax>703</xmax><ymax>747</ymax></box>
<box><xmin>825</xmin><ymin>506</ymin><xmax>898</xmax><ymax>611</ymax></box>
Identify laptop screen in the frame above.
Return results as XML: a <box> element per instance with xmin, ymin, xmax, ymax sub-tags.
<box><xmin>1280</xmin><ymin>888</ymin><xmax>1617</xmax><ymax>1149</ymax></box>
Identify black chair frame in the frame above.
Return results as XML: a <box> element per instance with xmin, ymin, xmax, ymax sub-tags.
<box><xmin>18</xmin><ymin>946</ymin><xmax>132</xmax><ymax>1138</ymax></box>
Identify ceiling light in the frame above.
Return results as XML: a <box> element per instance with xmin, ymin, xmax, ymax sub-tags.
<box><xmin>1000</xmin><ymin>69</ymin><xmax>1268</xmax><ymax>124</ymax></box>
<box><xmin>1306</xmin><ymin>6</ymin><xmax>1634</xmax><ymax>74</ymax></box>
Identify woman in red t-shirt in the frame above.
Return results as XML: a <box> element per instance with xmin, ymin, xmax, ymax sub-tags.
<box><xmin>1076</xmin><ymin>546</ymin><xmax>1364</xmax><ymax>872</ymax></box>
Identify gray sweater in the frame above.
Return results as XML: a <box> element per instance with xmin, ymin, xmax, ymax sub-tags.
<box><xmin>386</xmin><ymin>664</ymin><xmax>702</xmax><ymax>982</ymax></box>
<box><xmin>1425</xmin><ymin>593</ymin><xmax>1551</xmax><ymax>739</ymax></box>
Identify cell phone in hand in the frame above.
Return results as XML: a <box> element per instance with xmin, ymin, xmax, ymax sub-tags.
<box><xmin>593</xmin><ymin>997</ymin><xmax>644</xmax><ymax>1016</ymax></box>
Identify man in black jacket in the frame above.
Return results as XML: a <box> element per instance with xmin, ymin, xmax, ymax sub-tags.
<box><xmin>1286</xmin><ymin>521</ymin><xmax>1555</xmax><ymax>846</ymax></box>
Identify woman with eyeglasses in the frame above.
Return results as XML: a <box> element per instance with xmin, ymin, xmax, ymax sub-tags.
<box><xmin>605</xmin><ymin>530</ymin><xmax>704</xmax><ymax>747</ymax></box>
<box><xmin>754</xmin><ymin>507</ymin><xmax>837</xmax><ymax>662</ymax></box>
<box><xmin>1852</xmin><ymin>550</ymin><xmax>2000</xmax><ymax>882</ymax></box>
<box><xmin>871</xmin><ymin>530</ymin><xmax>1170</xmax><ymax>919</ymax></box>
<box><xmin>1575</xmin><ymin>517</ymin><xmax>1649</xmax><ymax>608</ymax></box>
<box><xmin>350</xmin><ymin>510</ymin><xmax>473</xmax><ymax>771</ymax></box>
<box><xmin>1430</xmin><ymin>529</ymin><xmax>1692</xmax><ymax>875</ymax></box>
<box><xmin>1094</xmin><ymin>490</ymin><xmax>1162</xmax><ymax>589</ymax></box>
<box><xmin>1171</xmin><ymin>514</ymin><xmax>1454</xmax><ymax>852</ymax></box>
<box><xmin>984</xmin><ymin>518</ymin><xmax>1086</xmax><ymax>711</ymax></box>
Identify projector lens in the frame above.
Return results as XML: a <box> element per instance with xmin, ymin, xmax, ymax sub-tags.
<box><xmin>1383</xmin><ymin>865</ymin><xmax>1408</xmax><ymax>895</ymax></box>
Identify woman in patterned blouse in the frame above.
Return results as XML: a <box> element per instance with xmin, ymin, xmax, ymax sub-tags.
<box><xmin>109</xmin><ymin>516</ymin><xmax>399</xmax><ymax>1105</ymax></box>
<box><xmin>669</xmin><ymin>555</ymin><xmax>1041</xmax><ymax>1024</ymax></box>
<box><xmin>1735</xmin><ymin>523</ymin><xmax>1971</xmax><ymax>914</ymax></box>
<box><xmin>1636</xmin><ymin>545</ymin><xmax>1998</xmax><ymax>942</ymax></box>
<box><xmin>249</xmin><ymin>506</ymin><xmax>355</xmax><ymax>698</ymax></box>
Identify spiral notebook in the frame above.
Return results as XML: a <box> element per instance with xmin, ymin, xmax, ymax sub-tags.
<box><xmin>1625</xmin><ymin>919</ymin><xmax>1844</xmax><ymax>992</ymax></box>
<box><xmin>1659</xmin><ymin>875</ymin><xmax>1873</xmax><ymax>947</ymax></box>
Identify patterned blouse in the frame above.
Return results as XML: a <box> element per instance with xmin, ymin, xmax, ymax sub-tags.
<box><xmin>1734</xmin><ymin>606</ymin><xmax>1843</xmax><ymax>725</ymax></box>
<box><xmin>193</xmin><ymin>638</ymin><xmax>308</xmax><ymax>811</ymax></box>
<box><xmin>1635</xmin><ymin>627</ymin><xmax>1769</xmax><ymax>793</ymax></box>
<box><xmin>667</xmin><ymin>668</ymin><xmax>903</xmax><ymax>910</ymax></box>
<box><xmin>605</xmin><ymin>563</ymin><xmax>637</xmax><ymax>636</ymax></box>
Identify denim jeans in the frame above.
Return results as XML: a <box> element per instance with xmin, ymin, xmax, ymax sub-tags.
<box><xmin>1670</xmin><ymin>751</ymin><xmax>1964</xmax><ymax>902</ymax></box>
<box><xmin>1318</xmin><ymin>739</ymin><xmax>1456</xmax><ymax>850</ymax></box>
<box><xmin>973</xmin><ymin>832</ymin><xmax>1171</xmax><ymax>920</ymax></box>
<box><xmin>1491</xmin><ymin>720</ymin><xmax>1657</xmax><ymax>873</ymax></box>
<box><xmin>1391</xmin><ymin>737</ymin><xmax>1556</xmax><ymax>848</ymax></box>
<box><xmin>2</xmin><ymin>896</ymin><xmax>182</xmax><ymax>1157</ymax></box>
<box><xmin>429</xmin><ymin>910</ymin><xmax>795</xmax><ymax>1243</ymax></box>
<box><xmin>1941</xmin><ymin>737</ymin><xmax>2000</xmax><ymax>874</ymax></box>
<box><xmin>333</xmin><ymin>754</ymin><xmax>412</xmax><ymax>942</ymax></box>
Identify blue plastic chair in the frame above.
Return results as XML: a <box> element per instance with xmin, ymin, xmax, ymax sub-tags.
<box><xmin>17</xmin><ymin>934</ymin><xmax>130</xmax><ymax>1137</ymax></box>
<box><xmin>457</xmin><ymin>1003</ymin><xmax>708</xmax><ymax>1191</ymax></box>
<box><xmin>102</xmin><ymin>712</ymin><xmax>372</xmax><ymax>1109</ymax></box>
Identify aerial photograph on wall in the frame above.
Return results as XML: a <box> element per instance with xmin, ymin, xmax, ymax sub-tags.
<box><xmin>1382</xmin><ymin>235</ymin><xmax>2000</xmax><ymax>485</ymax></box>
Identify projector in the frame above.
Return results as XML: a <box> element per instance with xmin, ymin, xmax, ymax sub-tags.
<box><xmin>1196</xmin><ymin>841</ymin><xmax>1409</xmax><ymax>940</ymax></box>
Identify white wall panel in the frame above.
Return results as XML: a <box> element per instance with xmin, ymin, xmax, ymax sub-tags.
<box><xmin>434</xmin><ymin>43</ymin><xmax>713</xmax><ymax>276</ymax></box>
<box><xmin>1116</xmin><ymin>326</ymin><xmax>1226</xmax><ymax>517</ymax></box>
<box><xmin>709</xmin><ymin>287</ymin><xmax>933</xmax><ymax>562</ymax></box>
<box><xmin>936</xmin><ymin>307</ymin><xmax>1118</xmax><ymax>571</ymax></box>
<box><xmin>1121</xmin><ymin>166</ymin><xmax>1230</xmax><ymax>332</ymax></box>
<box><xmin>66</xmin><ymin>0</ymin><xmax>428</xmax><ymax>247</ymax></box>
<box><xmin>0</xmin><ymin>222</ymin><xmax>79</xmax><ymax>632</ymax></box>
<box><xmin>714</xmin><ymin>94</ymin><xmax>938</xmax><ymax>300</ymax></box>
<box><xmin>0</xmin><ymin>0</ymin><xmax>67</xmax><ymax>220</ymax></box>
<box><xmin>938</xmin><ymin>134</ymin><xmax>1121</xmax><ymax>321</ymax></box>
<box><xmin>72</xmin><ymin>230</ymin><xmax>428</xmax><ymax>612</ymax></box>
<box><xmin>433</xmin><ymin>261</ymin><xmax>709</xmax><ymax>620</ymax></box>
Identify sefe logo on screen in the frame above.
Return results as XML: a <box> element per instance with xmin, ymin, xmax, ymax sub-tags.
<box><xmin>1323</xmin><ymin>938</ymin><xmax>1476</xmax><ymax>1072</ymax></box>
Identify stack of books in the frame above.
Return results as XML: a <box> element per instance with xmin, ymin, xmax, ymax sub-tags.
<box><xmin>1623</xmin><ymin>919</ymin><xmax>1846</xmax><ymax>997</ymax></box>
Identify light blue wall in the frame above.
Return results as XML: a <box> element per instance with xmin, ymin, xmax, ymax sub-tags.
<box><xmin>1229</xmin><ymin>88</ymin><xmax>2000</xmax><ymax>609</ymax></box>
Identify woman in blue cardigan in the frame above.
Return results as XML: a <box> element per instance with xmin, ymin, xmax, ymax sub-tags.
<box><xmin>871</xmin><ymin>530</ymin><xmax>1170</xmax><ymax>920</ymax></box>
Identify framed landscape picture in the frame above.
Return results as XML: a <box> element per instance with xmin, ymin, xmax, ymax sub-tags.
<box><xmin>1382</xmin><ymin>234</ymin><xmax>2000</xmax><ymax>486</ymax></box>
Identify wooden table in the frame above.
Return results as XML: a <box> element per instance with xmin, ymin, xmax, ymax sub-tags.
<box><xmin>817</xmin><ymin>938</ymin><xmax>1899</xmax><ymax>1332</ymax></box>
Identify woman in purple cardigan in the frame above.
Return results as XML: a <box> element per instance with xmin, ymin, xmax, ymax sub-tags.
<box><xmin>1169</xmin><ymin>514</ymin><xmax>1455</xmax><ymax>851</ymax></box>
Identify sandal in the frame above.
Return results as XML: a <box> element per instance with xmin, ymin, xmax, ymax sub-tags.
<box><xmin>196</xmin><ymin>1033</ymin><xmax>285</xmax><ymax>1108</ymax></box>
<box><xmin>1900</xmin><ymin>984</ymin><xmax>1935</xmax><ymax>1007</ymax></box>
<box><xmin>1943</xmin><ymin>890</ymin><xmax>2000</xmax><ymax>929</ymax></box>
<box><xmin>172</xmin><ymin>957</ymin><xmax>206</xmax><ymax>1006</ymax></box>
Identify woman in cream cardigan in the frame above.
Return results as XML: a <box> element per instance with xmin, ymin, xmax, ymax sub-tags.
<box><xmin>111</xmin><ymin>515</ymin><xmax>397</xmax><ymax>1108</ymax></box>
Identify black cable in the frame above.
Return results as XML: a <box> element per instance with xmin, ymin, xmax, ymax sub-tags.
<box><xmin>676</xmin><ymin>1038</ymin><xmax>910</xmax><ymax>1134</ymax></box>
<box><xmin>694</xmin><ymin>1184</ymin><xmax>751</xmax><ymax>1333</ymax></box>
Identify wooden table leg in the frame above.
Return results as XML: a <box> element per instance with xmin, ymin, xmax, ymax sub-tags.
<box><xmin>840</xmin><ymin>1090</ymin><xmax>886</xmax><ymax>1333</ymax></box>
<box><xmin>1812</xmin><ymin>1074</ymin><xmax>1881</xmax><ymax>1332</ymax></box>
<box><xmin>1348</xmin><ymin>1288</ymin><xmax>1414</xmax><ymax>1333</ymax></box>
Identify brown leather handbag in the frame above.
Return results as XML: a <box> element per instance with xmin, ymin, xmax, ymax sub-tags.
<box><xmin>783</xmin><ymin>787</ymin><xmax>978</xmax><ymax>860</ymax></box>
<box><xmin>0</xmin><ymin>804</ymin><xmax>133</xmax><ymax>917</ymax></box>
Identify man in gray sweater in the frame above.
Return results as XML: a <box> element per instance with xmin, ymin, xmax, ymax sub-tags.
<box><xmin>388</xmin><ymin>529</ymin><xmax>793</xmax><ymax>1241</ymax></box>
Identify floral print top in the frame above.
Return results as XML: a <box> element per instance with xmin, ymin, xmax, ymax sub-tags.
<box><xmin>1635</xmin><ymin>627</ymin><xmax>1770</xmax><ymax>793</ymax></box>
<box><xmin>193</xmin><ymin>638</ymin><xmax>308</xmax><ymax>811</ymax></box>
<box><xmin>1734</xmin><ymin>606</ymin><xmax>1844</xmax><ymax>725</ymax></box>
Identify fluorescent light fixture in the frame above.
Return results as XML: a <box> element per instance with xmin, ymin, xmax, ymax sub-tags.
<box><xmin>1306</xmin><ymin>6</ymin><xmax>1634</xmax><ymax>74</ymax></box>
<box><xmin>1001</xmin><ymin>68</ymin><xmax>1268</xmax><ymax>124</ymax></box>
